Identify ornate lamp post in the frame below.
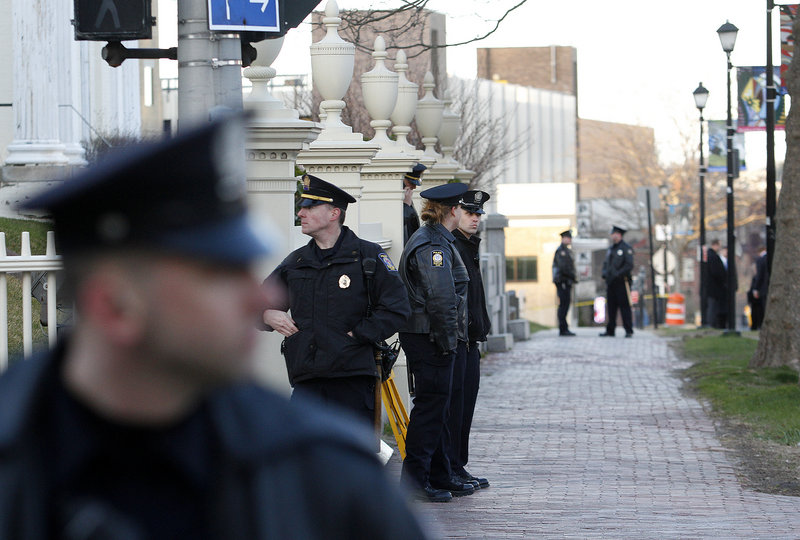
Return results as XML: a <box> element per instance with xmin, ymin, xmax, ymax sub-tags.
<box><xmin>717</xmin><ymin>20</ymin><xmax>739</xmax><ymax>334</ymax></box>
<box><xmin>693</xmin><ymin>82</ymin><xmax>709</xmax><ymax>327</ymax></box>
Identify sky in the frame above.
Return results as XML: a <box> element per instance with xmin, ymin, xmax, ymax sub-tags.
<box><xmin>162</xmin><ymin>0</ymin><xmax>789</xmax><ymax>168</ymax></box>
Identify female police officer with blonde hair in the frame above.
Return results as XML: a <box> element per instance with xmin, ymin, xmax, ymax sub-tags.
<box><xmin>397</xmin><ymin>182</ymin><xmax>475</xmax><ymax>503</ymax></box>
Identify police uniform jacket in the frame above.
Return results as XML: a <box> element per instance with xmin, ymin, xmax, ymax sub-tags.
<box><xmin>601</xmin><ymin>240</ymin><xmax>634</xmax><ymax>285</ymax></box>
<box><xmin>266</xmin><ymin>227</ymin><xmax>410</xmax><ymax>386</ymax></box>
<box><xmin>399</xmin><ymin>223</ymin><xmax>469</xmax><ymax>354</ymax></box>
<box><xmin>403</xmin><ymin>203</ymin><xmax>420</xmax><ymax>244</ymax></box>
<box><xmin>552</xmin><ymin>244</ymin><xmax>577</xmax><ymax>286</ymax></box>
<box><xmin>453</xmin><ymin>229</ymin><xmax>491</xmax><ymax>343</ymax></box>
<box><xmin>0</xmin><ymin>343</ymin><xmax>428</xmax><ymax>540</ymax></box>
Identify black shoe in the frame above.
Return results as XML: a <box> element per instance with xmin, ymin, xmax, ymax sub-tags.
<box><xmin>454</xmin><ymin>473</ymin><xmax>480</xmax><ymax>490</ymax></box>
<box><xmin>460</xmin><ymin>470</ymin><xmax>490</xmax><ymax>489</ymax></box>
<box><xmin>412</xmin><ymin>483</ymin><xmax>452</xmax><ymax>503</ymax></box>
<box><xmin>625</xmin><ymin>332</ymin><xmax>633</xmax><ymax>338</ymax></box>
<box><xmin>430</xmin><ymin>477</ymin><xmax>475</xmax><ymax>497</ymax></box>
<box><xmin>559</xmin><ymin>331</ymin><xmax>576</xmax><ymax>337</ymax></box>
<box><xmin>598</xmin><ymin>331</ymin><xmax>614</xmax><ymax>337</ymax></box>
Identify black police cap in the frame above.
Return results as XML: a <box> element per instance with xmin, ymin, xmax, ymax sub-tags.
<box><xmin>18</xmin><ymin>115</ymin><xmax>274</xmax><ymax>264</ymax></box>
<box><xmin>610</xmin><ymin>225</ymin><xmax>627</xmax><ymax>235</ymax></box>
<box><xmin>403</xmin><ymin>163</ymin><xmax>427</xmax><ymax>186</ymax></box>
<box><xmin>460</xmin><ymin>190</ymin><xmax>490</xmax><ymax>215</ymax></box>
<box><xmin>420</xmin><ymin>182</ymin><xmax>468</xmax><ymax>206</ymax></box>
<box><xmin>560</xmin><ymin>229</ymin><xmax>572</xmax><ymax>238</ymax></box>
<box><xmin>299</xmin><ymin>174</ymin><xmax>356</xmax><ymax>210</ymax></box>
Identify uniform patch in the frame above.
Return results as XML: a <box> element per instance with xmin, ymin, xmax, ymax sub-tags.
<box><xmin>379</xmin><ymin>252</ymin><xmax>397</xmax><ymax>272</ymax></box>
<box><xmin>617</xmin><ymin>249</ymin><xmax>623</xmax><ymax>256</ymax></box>
<box><xmin>432</xmin><ymin>250</ymin><xmax>444</xmax><ymax>267</ymax></box>
<box><xmin>339</xmin><ymin>274</ymin><xmax>351</xmax><ymax>288</ymax></box>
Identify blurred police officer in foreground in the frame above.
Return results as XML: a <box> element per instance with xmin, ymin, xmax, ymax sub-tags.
<box><xmin>261</xmin><ymin>175</ymin><xmax>409</xmax><ymax>429</ymax></box>
<box><xmin>0</xmin><ymin>117</ymin><xmax>427</xmax><ymax>540</ymax></box>
<box><xmin>600</xmin><ymin>225</ymin><xmax>634</xmax><ymax>338</ymax></box>
<box><xmin>403</xmin><ymin>163</ymin><xmax>426</xmax><ymax>244</ymax></box>
<box><xmin>552</xmin><ymin>230</ymin><xmax>577</xmax><ymax>337</ymax></box>
<box><xmin>449</xmin><ymin>190</ymin><xmax>492</xmax><ymax>490</ymax></box>
<box><xmin>398</xmin><ymin>182</ymin><xmax>475</xmax><ymax>503</ymax></box>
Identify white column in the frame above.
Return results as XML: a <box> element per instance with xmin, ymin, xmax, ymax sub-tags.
<box><xmin>5</xmin><ymin>0</ymin><xmax>67</xmax><ymax>165</ymax></box>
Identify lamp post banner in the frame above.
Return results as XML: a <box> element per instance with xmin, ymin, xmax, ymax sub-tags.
<box><xmin>780</xmin><ymin>5</ymin><xmax>798</xmax><ymax>90</ymax></box>
<box><xmin>736</xmin><ymin>66</ymin><xmax>787</xmax><ymax>131</ymax></box>
<box><xmin>707</xmin><ymin>120</ymin><xmax>747</xmax><ymax>172</ymax></box>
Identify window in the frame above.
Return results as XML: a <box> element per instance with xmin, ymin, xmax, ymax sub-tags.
<box><xmin>506</xmin><ymin>256</ymin><xmax>538</xmax><ymax>282</ymax></box>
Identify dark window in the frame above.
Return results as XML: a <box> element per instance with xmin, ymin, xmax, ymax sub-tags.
<box><xmin>506</xmin><ymin>256</ymin><xmax>538</xmax><ymax>282</ymax></box>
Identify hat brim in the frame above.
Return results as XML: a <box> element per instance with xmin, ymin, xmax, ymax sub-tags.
<box><xmin>461</xmin><ymin>204</ymin><xmax>485</xmax><ymax>215</ymax></box>
<box><xmin>404</xmin><ymin>177</ymin><xmax>421</xmax><ymax>186</ymax></box>
<box><xmin>158</xmin><ymin>214</ymin><xmax>275</xmax><ymax>265</ymax></box>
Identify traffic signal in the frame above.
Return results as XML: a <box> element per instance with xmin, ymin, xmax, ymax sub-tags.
<box><xmin>73</xmin><ymin>0</ymin><xmax>154</xmax><ymax>41</ymax></box>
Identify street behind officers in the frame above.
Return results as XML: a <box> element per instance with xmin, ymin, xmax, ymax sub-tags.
<box><xmin>450</xmin><ymin>190</ymin><xmax>492</xmax><ymax>489</ymax></box>
<box><xmin>398</xmin><ymin>182</ymin><xmax>476</xmax><ymax>503</ymax></box>
<box><xmin>262</xmin><ymin>174</ymin><xmax>410</xmax><ymax>428</ymax></box>
<box><xmin>0</xmin><ymin>117</ymin><xmax>427</xmax><ymax>540</ymax></box>
<box><xmin>403</xmin><ymin>163</ymin><xmax>426</xmax><ymax>244</ymax></box>
<box><xmin>552</xmin><ymin>229</ymin><xmax>577</xmax><ymax>337</ymax></box>
<box><xmin>599</xmin><ymin>225</ymin><xmax>634</xmax><ymax>338</ymax></box>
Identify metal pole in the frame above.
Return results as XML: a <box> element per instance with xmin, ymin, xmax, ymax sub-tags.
<box><xmin>766</xmin><ymin>0</ymin><xmax>777</xmax><ymax>275</ymax></box>
<box><xmin>725</xmin><ymin>51</ymin><xmax>739</xmax><ymax>335</ymax></box>
<box><xmin>177</xmin><ymin>0</ymin><xmax>243</xmax><ymax>132</ymax></box>
<box><xmin>647</xmin><ymin>191</ymin><xmax>658</xmax><ymax>330</ymax></box>
<box><xmin>699</xmin><ymin>108</ymin><xmax>707</xmax><ymax>327</ymax></box>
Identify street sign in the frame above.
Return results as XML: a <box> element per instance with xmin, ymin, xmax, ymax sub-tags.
<box><xmin>208</xmin><ymin>0</ymin><xmax>280</xmax><ymax>32</ymax></box>
<box><xmin>73</xmin><ymin>0</ymin><xmax>153</xmax><ymax>41</ymax></box>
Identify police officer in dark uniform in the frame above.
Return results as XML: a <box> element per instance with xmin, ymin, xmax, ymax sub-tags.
<box><xmin>552</xmin><ymin>229</ymin><xmax>577</xmax><ymax>336</ymax></box>
<box><xmin>450</xmin><ymin>190</ymin><xmax>492</xmax><ymax>490</ymax></box>
<box><xmin>600</xmin><ymin>225</ymin><xmax>635</xmax><ymax>337</ymax></box>
<box><xmin>403</xmin><ymin>163</ymin><xmax>426</xmax><ymax>244</ymax></box>
<box><xmin>398</xmin><ymin>182</ymin><xmax>475</xmax><ymax>502</ymax></box>
<box><xmin>262</xmin><ymin>174</ymin><xmax>410</xmax><ymax>428</ymax></box>
<box><xmin>0</xmin><ymin>117</ymin><xmax>428</xmax><ymax>539</ymax></box>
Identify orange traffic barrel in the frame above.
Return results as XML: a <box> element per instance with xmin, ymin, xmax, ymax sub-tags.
<box><xmin>665</xmin><ymin>292</ymin><xmax>685</xmax><ymax>325</ymax></box>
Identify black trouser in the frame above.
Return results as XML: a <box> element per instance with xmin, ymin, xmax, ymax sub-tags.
<box><xmin>556</xmin><ymin>282</ymin><xmax>572</xmax><ymax>333</ymax></box>
<box><xmin>606</xmin><ymin>279</ymin><xmax>633</xmax><ymax>335</ymax></box>
<box><xmin>291</xmin><ymin>375</ymin><xmax>375</xmax><ymax>429</ymax></box>
<box><xmin>399</xmin><ymin>332</ymin><xmax>455</xmax><ymax>488</ymax></box>
<box><xmin>450</xmin><ymin>341</ymin><xmax>480</xmax><ymax>474</ymax></box>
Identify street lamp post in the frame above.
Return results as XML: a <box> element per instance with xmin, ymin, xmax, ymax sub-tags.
<box><xmin>693</xmin><ymin>82</ymin><xmax>709</xmax><ymax>327</ymax></box>
<box><xmin>659</xmin><ymin>184</ymin><xmax>670</xmax><ymax>297</ymax></box>
<box><xmin>717</xmin><ymin>20</ymin><xmax>740</xmax><ymax>335</ymax></box>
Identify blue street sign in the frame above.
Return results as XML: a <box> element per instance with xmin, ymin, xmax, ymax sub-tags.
<box><xmin>208</xmin><ymin>0</ymin><xmax>280</xmax><ymax>32</ymax></box>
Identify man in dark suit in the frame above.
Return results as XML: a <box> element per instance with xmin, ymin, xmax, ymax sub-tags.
<box><xmin>749</xmin><ymin>245</ymin><xmax>769</xmax><ymax>330</ymax></box>
<box><xmin>706</xmin><ymin>239</ymin><xmax>728</xmax><ymax>329</ymax></box>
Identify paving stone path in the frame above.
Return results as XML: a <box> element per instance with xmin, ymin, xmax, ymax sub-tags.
<box><xmin>401</xmin><ymin>328</ymin><xmax>800</xmax><ymax>539</ymax></box>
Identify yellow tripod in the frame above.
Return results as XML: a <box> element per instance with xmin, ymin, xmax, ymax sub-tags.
<box><xmin>379</xmin><ymin>369</ymin><xmax>410</xmax><ymax>459</ymax></box>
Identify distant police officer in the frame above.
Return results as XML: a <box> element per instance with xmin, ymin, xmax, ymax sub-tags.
<box><xmin>552</xmin><ymin>229</ymin><xmax>577</xmax><ymax>337</ymax></box>
<box><xmin>0</xmin><ymin>117</ymin><xmax>428</xmax><ymax>540</ymax></box>
<box><xmin>450</xmin><ymin>190</ymin><xmax>492</xmax><ymax>490</ymax></box>
<box><xmin>600</xmin><ymin>225</ymin><xmax>635</xmax><ymax>338</ymax></box>
<box><xmin>398</xmin><ymin>182</ymin><xmax>475</xmax><ymax>503</ymax></box>
<box><xmin>403</xmin><ymin>163</ymin><xmax>427</xmax><ymax>244</ymax></box>
<box><xmin>262</xmin><ymin>174</ymin><xmax>410</xmax><ymax>428</ymax></box>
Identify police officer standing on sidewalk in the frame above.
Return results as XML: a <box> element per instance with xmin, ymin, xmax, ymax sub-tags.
<box><xmin>552</xmin><ymin>229</ymin><xmax>577</xmax><ymax>337</ymax></box>
<box><xmin>403</xmin><ymin>163</ymin><xmax>426</xmax><ymax>244</ymax></box>
<box><xmin>600</xmin><ymin>225</ymin><xmax>635</xmax><ymax>338</ymax></box>
<box><xmin>262</xmin><ymin>175</ymin><xmax>410</xmax><ymax>428</ymax></box>
<box><xmin>398</xmin><ymin>182</ymin><xmax>475</xmax><ymax>503</ymax></box>
<box><xmin>450</xmin><ymin>190</ymin><xmax>492</xmax><ymax>490</ymax></box>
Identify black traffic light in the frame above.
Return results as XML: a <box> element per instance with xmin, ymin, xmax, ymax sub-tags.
<box><xmin>73</xmin><ymin>0</ymin><xmax>154</xmax><ymax>41</ymax></box>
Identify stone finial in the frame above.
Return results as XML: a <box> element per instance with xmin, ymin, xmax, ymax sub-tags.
<box><xmin>361</xmin><ymin>35</ymin><xmax>399</xmax><ymax>149</ymax></box>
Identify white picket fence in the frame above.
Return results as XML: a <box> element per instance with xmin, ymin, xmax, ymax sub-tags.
<box><xmin>0</xmin><ymin>231</ymin><xmax>61</xmax><ymax>368</ymax></box>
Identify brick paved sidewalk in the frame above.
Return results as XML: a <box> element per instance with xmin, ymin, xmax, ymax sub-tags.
<box><xmin>398</xmin><ymin>328</ymin><xmax>800</xmax><ymax>539</ymax></box>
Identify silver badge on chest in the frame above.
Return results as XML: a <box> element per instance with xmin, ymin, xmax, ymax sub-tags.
<box><xmin>339</xmin><ymin>274</ymin><xmax>351</xmax><ymax>289</ymax></box>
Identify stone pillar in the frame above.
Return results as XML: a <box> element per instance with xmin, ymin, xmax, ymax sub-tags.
<box><xmin>483</xmin><ymin>213</ymin><xmax>515</xmax><ymax>351</ymax></box>
<box><xmin>5</xmin><ymin>0</ymin><xmax>68</xmax><ymax>166</ymax></box>
<box><xmin>244</xmin><ymin>36</ymin><xmax>322</xmax><ymax>392</ymax></box>
<box><xmin>297</xmin><ymin>0</ymin><xmax>378</xmax><ymax>234</ymax></box>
